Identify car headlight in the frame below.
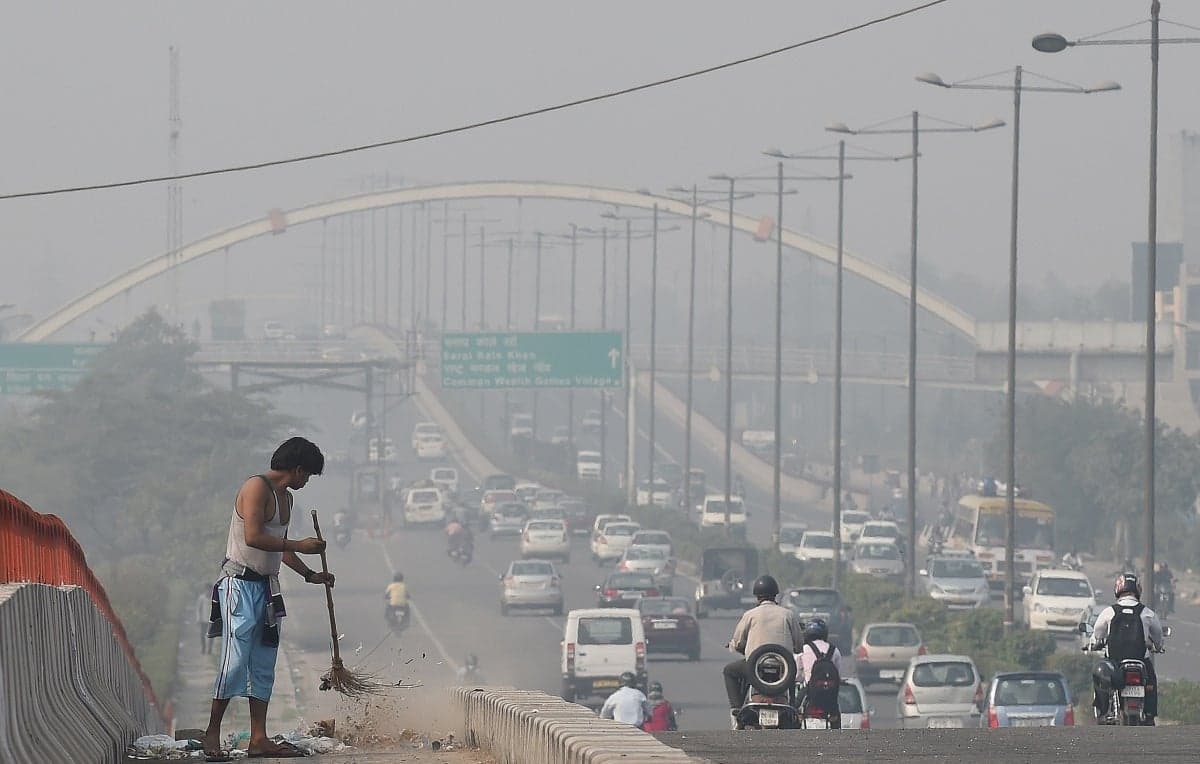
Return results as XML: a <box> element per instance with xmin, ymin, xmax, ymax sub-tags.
<box><xmin>928</xmin><ymin>584</ymin><xmax>944</xmax><ymax>594</ymax></box>
<box><xmin>1033</xmin><ymin>603</ymin><xmax>1046</xmax><ymax>613</ymax></box>
<box><xmin>653</xmin><ymin>567</ymin><xmax>662</xmax><ymax>575</ymax></box>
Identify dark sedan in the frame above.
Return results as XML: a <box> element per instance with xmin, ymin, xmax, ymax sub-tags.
<box><xmin>638</xmin><ymin>597</ymin><xmax>701</xmax><ymax>660</ymax></box>
<box><xmin>595</xmin><ymin>572</ymin><xmax>660</xmax><ymax>608</ymax></box>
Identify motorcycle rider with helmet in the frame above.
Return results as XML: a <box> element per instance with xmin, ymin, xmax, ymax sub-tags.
<box><xmin>1088</xmin><ymin>572</ymin><xmax>1164</xmax><ymax>724</ymax></box>
<box><xmin>384</xmin><ymin>571</ymin><xmax>409</xmax><ymax>628</ymax></box>
<box><xmin>641</xmin><ymin>681</ymin><xmax>678</xmax><ymax>731</ymax></box>
<box><xmin>456</xmin><ymin>653</ymin><xmax>484</xmax><ymax>684</ymax></box>
<box><xmin>723</xmin><ymin>575</ymin><xmax>804</xmax><ymax>729</ymax></box>
<box><xmin>795</xmin><ymin>618</ymin><xmax>844</xmax><ymax>728</ymax></box>
<box><xmin>600</xmin><ymin>672</ymin><xmax>652</xmax><ymax>728</ymax></box>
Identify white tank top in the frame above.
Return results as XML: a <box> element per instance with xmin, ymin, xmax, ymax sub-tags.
<box><xmin>225</xmin><ymin>476</ymin><xmax>290</xmax><ymax>576</ymax></box>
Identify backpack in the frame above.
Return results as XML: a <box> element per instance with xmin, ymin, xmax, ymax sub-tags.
<box><xmin>1106</xmin><ymin>603</ymin><xmax>1146</xmax><ymax>663</ymax></box>
<box><xmin>805</xmin><ymin>641</ymin><xmax>841</xmax><ymax>713</ymax></box>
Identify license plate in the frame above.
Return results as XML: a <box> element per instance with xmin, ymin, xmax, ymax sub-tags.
<box><xmin>879</xmin><ymin>670</ymin><xmax>903</xmax><ymax>680</ymax></box>
<box><xmin>1013</xmin><ymin>718</ymin><xmax>1052</xmax><ymax>727</ymax></box>
<box><xmin>758</xmin><ymin>709</ymin><xmax>780</xmax><ymax>727</ymax></box>
<box><xmin>653</xmin><ymin>621</ymin><xmax>678</xmax><ymax>629</ymax></box>
<box><xmin>1121</xmin><ymin>686</ymin><xmax>1145</xmax><ymax>697</ymax></box>
<box><xmin>928</xmin><ymin>717</ymin><xmax>963</xmax><ymax>729</ymax></box>
<box><xmin>592</xmin><ymin>679</ymin><xmax>618</xmax><ymax>689</ymax></box>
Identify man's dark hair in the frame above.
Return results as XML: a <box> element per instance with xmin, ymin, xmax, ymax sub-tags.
<box><xmin>271</xmin><ymin>436</ymin><xmax>324</xmax><ymax>475</ymax></box>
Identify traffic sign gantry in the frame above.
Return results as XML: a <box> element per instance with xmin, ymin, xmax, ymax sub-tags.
<box><xmin>0</xmin><ymin>343</ymin><xmax>104</xmax><ymax>393</ymax></box>
<box><xmin>441</xmin><ymin>332</ymin><xmax>623</xmax><ymax>389</ymax></box>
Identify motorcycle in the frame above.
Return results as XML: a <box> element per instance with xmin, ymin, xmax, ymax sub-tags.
<box><xmin>1154</xmin><ymin>584</ymin><xmax>1175</xmax><ymax>619</ymax></box>
<box><xmin>734</xmin><ymin>644</ymin><xmax>800</xmax><ymax>730</ymax></box>
<box><xmin>448</xmin><ymin>540</ymin><xmax>473</xmax><ymax>567</ymax></box>
<box><xmin>385</xmin><ymin>604</ymin><xmax>410</xmax><ymax>634</ymax></box>
<box><xmin>1081</xmin><ymin>627</ymin><xmax>1169</xmax><ymax>726</ymax></box>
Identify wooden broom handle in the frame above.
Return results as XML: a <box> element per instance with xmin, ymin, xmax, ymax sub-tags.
<box><xmin>310</xmin><ymin>509</ymin><xmax>342</xmax><ymax>663</ymax></box>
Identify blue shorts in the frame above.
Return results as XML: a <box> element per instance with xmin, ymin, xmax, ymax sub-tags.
<box><xmin>212</xmin><ymin>577</ymin><xmax>278</xmax><ymax>701</ymax></box>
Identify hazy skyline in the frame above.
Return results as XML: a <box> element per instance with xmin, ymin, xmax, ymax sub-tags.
<box><xmin>2</xmin><ymin>1</ymin><xmax>1198</xmax><ymax>334</ymax></box>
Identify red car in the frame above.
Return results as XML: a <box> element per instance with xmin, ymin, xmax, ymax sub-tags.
<box><xmin>638</xmin><ymin>596</ymin><xmax>701</xmax><ymax>661</ymax></box>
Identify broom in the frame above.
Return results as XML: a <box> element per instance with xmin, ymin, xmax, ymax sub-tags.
<box><xmin>311</xmin><ymin>509</ymin><xmax>384</xmax><ymax>699</ymax></box>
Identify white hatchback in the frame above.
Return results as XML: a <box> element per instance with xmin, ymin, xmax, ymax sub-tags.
<box><xmin>520</xmin><ymin>519</ymin><xmax>570</xmax><ymax>563</ymax></box>
<box><xmin>591</xmin><ymin>521</ymin><xmax>641</xmax><ymax>563</ymax></box>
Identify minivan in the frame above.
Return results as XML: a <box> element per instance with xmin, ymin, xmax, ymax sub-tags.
<box><xmin>699</xmin><ymin>494</ymin><xmax>747</xmax><ymax>534</ymax></box>
<box><xmin>561</xmin><ymin>608</ymin><xmax>646</xmax><ymax>702</ymax></box>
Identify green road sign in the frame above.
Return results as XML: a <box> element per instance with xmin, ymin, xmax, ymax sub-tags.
<box><xmin>441</xmin><ymin>332</ymin><xmax>623</xmax><ymax>389</ymax></box>
<box><xmin>0</xmin><ymin>343</ymin><xmax>105</xmax><ymax>393</ymax></box>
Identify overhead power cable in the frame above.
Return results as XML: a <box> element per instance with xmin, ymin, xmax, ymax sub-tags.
<box><xmin>0</xmin><ymin>0</ymin><xmax>953</xmax><ymax>201</ymax></box>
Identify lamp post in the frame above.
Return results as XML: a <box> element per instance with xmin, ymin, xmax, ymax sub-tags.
<box><xmin>824</xmin><ymin>113</ymin><xmax>1004</xmax><ymax>596</ymax></box>
<box><xmin>1031</xmin><ymin>0</ymin><xmax>1199</xmax><ymax>614</ymax></box>
<box><xmin>709</xmin><ymin>174</ymin><xmax>742</xmax><ymax>537</ymax></box>
<box><xmin>919</xmin><ymin>66</ymin><xmax>1120</xmax><ymax>628</ymax></box>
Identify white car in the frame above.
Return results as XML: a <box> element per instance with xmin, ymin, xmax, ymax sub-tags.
<box><xmin>519</xmin><ymin>519</ymin><xmax>570</xmax><ymax>562</ymax></box>
<box><xmin>860</xmin><ymin>521</ymin><xmax>903</xmax><ymax>549</ymax></box>
<box><xmin>411</xmin><ymin>421</ymin><xmax>442</xmax><ymax>450</ymax></box>
<box><xmin>263</xmin><ymin>320</ymin><xmax>285</xmax><ymax>340</ymax></box>
<box><xmin>636</xmin><ymin>479</ymin><xmax>672</xmax><ymax>507</ymax></box>
<box><xmin>850</xmin><ymin>541</ymin><xmax>904</xmax><ymax>579</ymax></box>
<box><xmin>510</xmin><ymin>413</ymin><xmax>534</xmax><ymax>439</ymax></box>
<box><xmin>533</xmin><ymin>489</ymin><xmax>565</xmax><ymax>511</ymax></box>
<box><xmin>415</xmin><ymin>433</ymin><xmax>446</xmax><ymax>460</ymax></box>
<box><xmin>629</xmin><ymin>530</ymin><xmax>673</xmax><ymax>557</ymax></box>
<box><xmin>839</xmin><ymin>510</ymin><xmax>871</xmax><ymax>543</ymax></box>
<box><xmin>699</xmin><ymin>494</ymin><xmax>747</xmax><ymax>535</ymax></box>
<box><xmin>404</xmin><ymin>487</ymin><xmax>445</xmax><ymax>526</ymax></box>
<box><xmin>591</xmin><ymin>521</ymin><xmax>641</xmax><ymax>563</ymax></box>
<box><xmin>430</xmin><ymin>467</ymin><xmax>458</xmax><ymax>497</ymax></box>
<box><xmin>617</xmin><ymin>546</ymin><xmax>676</xmax><ymax>594</ymax></box>
<box><xmin>778</xmin><ymin>522</ymin><xmax>809</xmax><ymax>557</ymax></box>
<box><xmin>514</xmin><ymin>481</ymin><xmax>541</xmax><ymax>504</ymax></box>
<box><xmin>795</xmin><ymin>531</ymin><xmax>836</xmax><ymax>562</ymax></box>
<box><xmin>576</xmin><ymin>451</ymin><xmax>602</xmax><ymax>481</ymax></box>
<box><xmin>921</xmin><ymin>556</ymin><xmax>990</xmax><ymax>609</ymax></box>
<box><xmin>1023</xmin><ymin>569</ymin><xmax>1097</xmax><ymax>633</ymax></box>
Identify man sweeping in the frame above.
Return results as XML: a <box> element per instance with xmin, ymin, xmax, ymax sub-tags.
<box><xmin>203</xmin><ymin>437</ymin><xmax>333</xmax><ymax>761</ymax></box>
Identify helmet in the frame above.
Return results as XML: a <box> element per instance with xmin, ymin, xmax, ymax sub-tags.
<box><xmin>804</xmin><ymin>618</ymin><xmax>829</xmax><ymax>643</ymax></box>
<box><xmin>751</xmin><ymin>575</ymin><xmax>780</xmax><ymax>601</ymax></box>
<box><xmin>647</xmin><ymin>681</ymin><xmax>663</xmax><ymax>699</ymax></box>
<box><xmin>393</xmin><ymin>571</ymin><xmax>404</xmax><ymax>582</ymax></box>
<box><xmin>466</xmin><ymin>653</ymin><xmax>478</xmax><ymax>669</ymax></box>
<box><xmin>619</xmin><ymin>671</ymin><xmax>637</xmax><ymax>688</ymax></box>
<box><xmin>1114</xmin><ymin>572</ymin><xmax>1142</xmax><ymax>600</ymax></box>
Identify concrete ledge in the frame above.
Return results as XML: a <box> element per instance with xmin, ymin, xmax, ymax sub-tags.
<box><xmin>0</xmin><ymin>583</ymin><xmax>163</xmax><ymax>764</ymax></box>
<box><xmin>450</xmin><ymin>686</ymin><xmax>702</xmax><ymax>764</ymax></box>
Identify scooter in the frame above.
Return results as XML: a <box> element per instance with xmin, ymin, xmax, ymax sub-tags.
<box><xmin>735</xmin><ymin>644</ymin><xmax>800</xmax><ymax>730</ymax></box>
<box><xmin>448</xmin><ymin>541</ymin><xmax>473</xmax><ymax>567</ymax></box>
<box><xmin>385</xmin><ymin>604</ymin><xmax>410</xmax><ymax>634</ymax></box>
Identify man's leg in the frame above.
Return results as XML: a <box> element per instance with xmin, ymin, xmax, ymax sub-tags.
<box><xmin>1145</xmin><ymin>658</ymin><xmax>1159</xmax><ymax>719</ymax></box>
<box><xmin>204</xmin><ymin>698</ymin><xmax>231</xmax><ymax>755</ymax></box>
<box><xmin>1092</xmin><ymin>672</ymin><xmax>1109</xmax><ymax>720</ymax></box>
<box><xmin>247</xmin><ymin>697</ymin><xmax>271</xmax><ymax>752</ymax></box>
<box><xmin>723</xmin><ymin>659</ymin><xmax>747</xmax><ymax>709</ymax></box>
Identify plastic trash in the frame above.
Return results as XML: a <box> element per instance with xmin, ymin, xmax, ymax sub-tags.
<box><xmin>127</xmin><ymin>734</ymin><xmax>198</xmax><ymax>759</ymax></box>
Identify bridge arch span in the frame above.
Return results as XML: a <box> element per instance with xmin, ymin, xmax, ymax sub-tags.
<box><xmin>18</xmin><ymin>181</ymin><xmax>975</xmax><ymax>341</ymax></box>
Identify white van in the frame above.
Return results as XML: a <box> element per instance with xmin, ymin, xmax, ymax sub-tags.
<box><xmin>699</xmin><ymin>494</ymin><xmax>747</xmax><ymax>535</ymax></box>
<box><xmin>404</xmin><ymin>486</ymin><xmax>445</xmax><ymax>526</ymax></box>
<box><xmin>561</xmin><ymin>608</ymin><xmax>646</xmax><ymax>703</ymax></box>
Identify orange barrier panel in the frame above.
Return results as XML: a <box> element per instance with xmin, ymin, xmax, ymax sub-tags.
<box><xmin>0</xmin><ymin>489</ymin><xmax>166</xmax><ymax>724</ymax></box>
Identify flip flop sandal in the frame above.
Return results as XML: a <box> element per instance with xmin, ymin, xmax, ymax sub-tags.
<box><xmin>247</xmin><ymin>740</ymin><xmax>306</xmax><ymax>758</ymax></box>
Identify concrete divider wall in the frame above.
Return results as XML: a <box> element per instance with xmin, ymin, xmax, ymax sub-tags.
<box><xmin>0</xmin><ymin>583</ymin><xmax>164</xmax><ymax>764</ymax></box>
<box><xmin>450</xmin><ymin>687</ymin><xmax>702</xmax><ymax>764</ymax></box>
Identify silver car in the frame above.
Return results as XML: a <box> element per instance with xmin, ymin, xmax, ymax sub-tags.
<box><xmin>617</xmin><ymin>546</ymin><xmax>676</xmax><ymax>594</ymax></box>
<box><xmin>979</xmin><ymin>671</ymin><xmax>1074</xmax><ymax>727</ymax></box>
<box><xmin>897</xmin><ymin>655</ymin><xmax>982</xmax><ymax>729</ymax></box>
<box><xmin>500</xmin><ymin>559</ymin><xmax>563</xmax><ymax>616</ymax></box>
<box><xmin>850</xmin><ymin>541</ymin><xmax>904</xmax><ymax>579</ymax></box>
<box><xmin>922</xmin><ymin>556</ymin><xmax>991</xmax><ymax>609</ymax></box>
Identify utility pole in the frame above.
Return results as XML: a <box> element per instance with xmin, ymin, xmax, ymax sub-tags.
<box><xmin>166</xmin><ymin>46</ymin><xmax>182</xmax><ymax>322</ymax></box>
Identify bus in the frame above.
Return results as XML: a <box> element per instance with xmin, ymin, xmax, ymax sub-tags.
<box><xmin>946</xmin><ymin>494</ymin><xmax>1056</xmax><ymax>589</ymax></box>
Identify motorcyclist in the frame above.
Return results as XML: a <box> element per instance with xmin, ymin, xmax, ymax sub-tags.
<box><xmin>733</xmin><ymin>474</ymin><xmax>746</xmax><ymax>498</ymax></box>
<box><xmin>794</xmin><ymin>618</ymin><xmax>844</xmax><ymax>728</ymax></box>
<box><xmin>456</xmin><ymin>653</ymin><xmax>484</xmax><ymax>683</ymax></box>
<box><xmin>384</xmin><ymin>571</ymin><xmax>409</xmax><ymax>626</ymax></box>
<box><xmin>1088</xmin><ymin>573</ymin><xmax>1164</xmax><ymax>724</ymax></box>
<box><xmin>641</xmin><ymin>681</ymin><xmax>678</xmax><ymax>731</ymax></box>
<box><xmin>723</xmin><ymin>575</ymin><xmax>804</xmax><ymax>730</ymax></box>
<box><xmin>600</xmin><ymin>672</ymin><xmax>652</xmax><ymax>728</ymax></box>
<box><xmin>1155</xmin><ymin>562</ymin><xmax>1177</xmax><ymax>616</ymax></box>
<box><xmin>1061</xmin><ymin>548</ymin><xmax>1083</xmax><ymax>571</ymax></box>
<box><xmin>445</xmin><ymin>516</ymin><xmax>473</xmax><ymax>551</ymax></box>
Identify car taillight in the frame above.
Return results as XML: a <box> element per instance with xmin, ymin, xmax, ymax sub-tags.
<box><xmin>917</xmin><ymin>644</ymin><xmax>927</xmax><ymax>656</ymax></box>
<box><xmin>855</xmin><ymin>645</ymin><xmax>868</xmax><ymax>661</ymax></box>
<box><xmin>645</xmin><ymin>588</ymin><xmax>660</xmax><ymax>597</ymax></box>
<box><xmin>860</xmin><ymin>713</ymin><xmax>870</xmax><ymax>730</ymax></box>
<box><xmin>987</xmin><ymin>706</ymin><xmax>999</xmax><ymax>728</ymax></box>
<box><xmin>603</xmin><ymin>588</ymin><xmax>619</xmax><ymax>598</ymax></box>
<box><xmin>903</xmin><ymin>683</ymin><xmax>916</xmax><ymax>705</ymax></box>
<box><xmin>566</xmin><ymin>643</ymin><xmax>576</xmax><ymax>672</ymax></box>
<box><xmin>1064</xmin><ymin>705</ymin><xmax>1075</xmax><ymax>726</ymax></box>
<box><xmin>1124</xmin><ymin>670</ymin><xmax>1143</xmax><ymax>686</ymax></box>
<box><xmin>617</xmin><ymin>561</ymin><xmax>629</xmax><ymax>571</ymax></box>
<box><xmin>636</xmin><ymin>641</ymin><xmax>646</xmax><ymax>672</ymax></box>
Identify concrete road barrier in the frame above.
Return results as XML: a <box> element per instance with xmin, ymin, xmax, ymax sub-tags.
<box><xmin>0</xmin><ymin>583</ymin><xmax>163</xmax><ymax>764</ymax></box>
<box><xmin>450</xmin><ymin>686</ymin><xmax>704</xmax><ymax>764</ymax></box>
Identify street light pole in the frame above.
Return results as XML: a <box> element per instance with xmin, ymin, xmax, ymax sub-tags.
<box><xmin>685</xmin><ymin>187</ymin><xmax>699</xmax><ymax>521</ymax></box>
<box><xmin>570</xmin><ymin>223</ymin><xmax>577</xmax><ymax>447</ymax></box>
<box><xmin>773</xmin><ymin>163</ymin><xmax>784</xmax><ymax>548</ymax></box>
<box><xmin>724</xmin><ymin>178</ymin><xmax>736</xmax><ymax>535</ymax></box>
<box><xmin>460</xmin><ymin>212</ymin><xmax>468</xmax><ymax>330</ymax></box>
<box><xmin>441</xmin><ymin>203</ymin><xmax>449</xmax><ymax>331</ymax></box>
<box><xmin>1145</xmin><ymin>0</ymin><xmax>1160</xmax><ymax>602</ymax></box>
<box><xmin>1004</xmin><ymin>66</ymin><xmax>1023</xmax><ymax>631</ymax></box>
<box><xmin>600</xmin><ymin>228</ymin><xmax>608</xmax><ymax>486</ymax></box>
<box><xmin>625</xmin><ymin>220</ymin><xmax>635</xmax><ymax>506</ymax></box>
<box><xmin>535</xmin><ymin>231</ymin><xmax>543</xmax><ymax>439</ymax></box>
<box><xmin>833</xmin><ymin>141</ymin><xmax>846</xmax><ymax>591</ymax></box>
<box><xmin>648</xmin><ymin>205</ymin><xmax>659</xmax><ymax>493</ymax></box>
<box><xmin>906</xmin><ymin>112</ymin><xmax>920</xmax><ymax>599</ymax></box>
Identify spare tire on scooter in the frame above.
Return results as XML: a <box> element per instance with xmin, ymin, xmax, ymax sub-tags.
<box><xmin>746</xmin><ymin>643</ymin><xmax>798</xmax><ymax>696</ymax></box>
